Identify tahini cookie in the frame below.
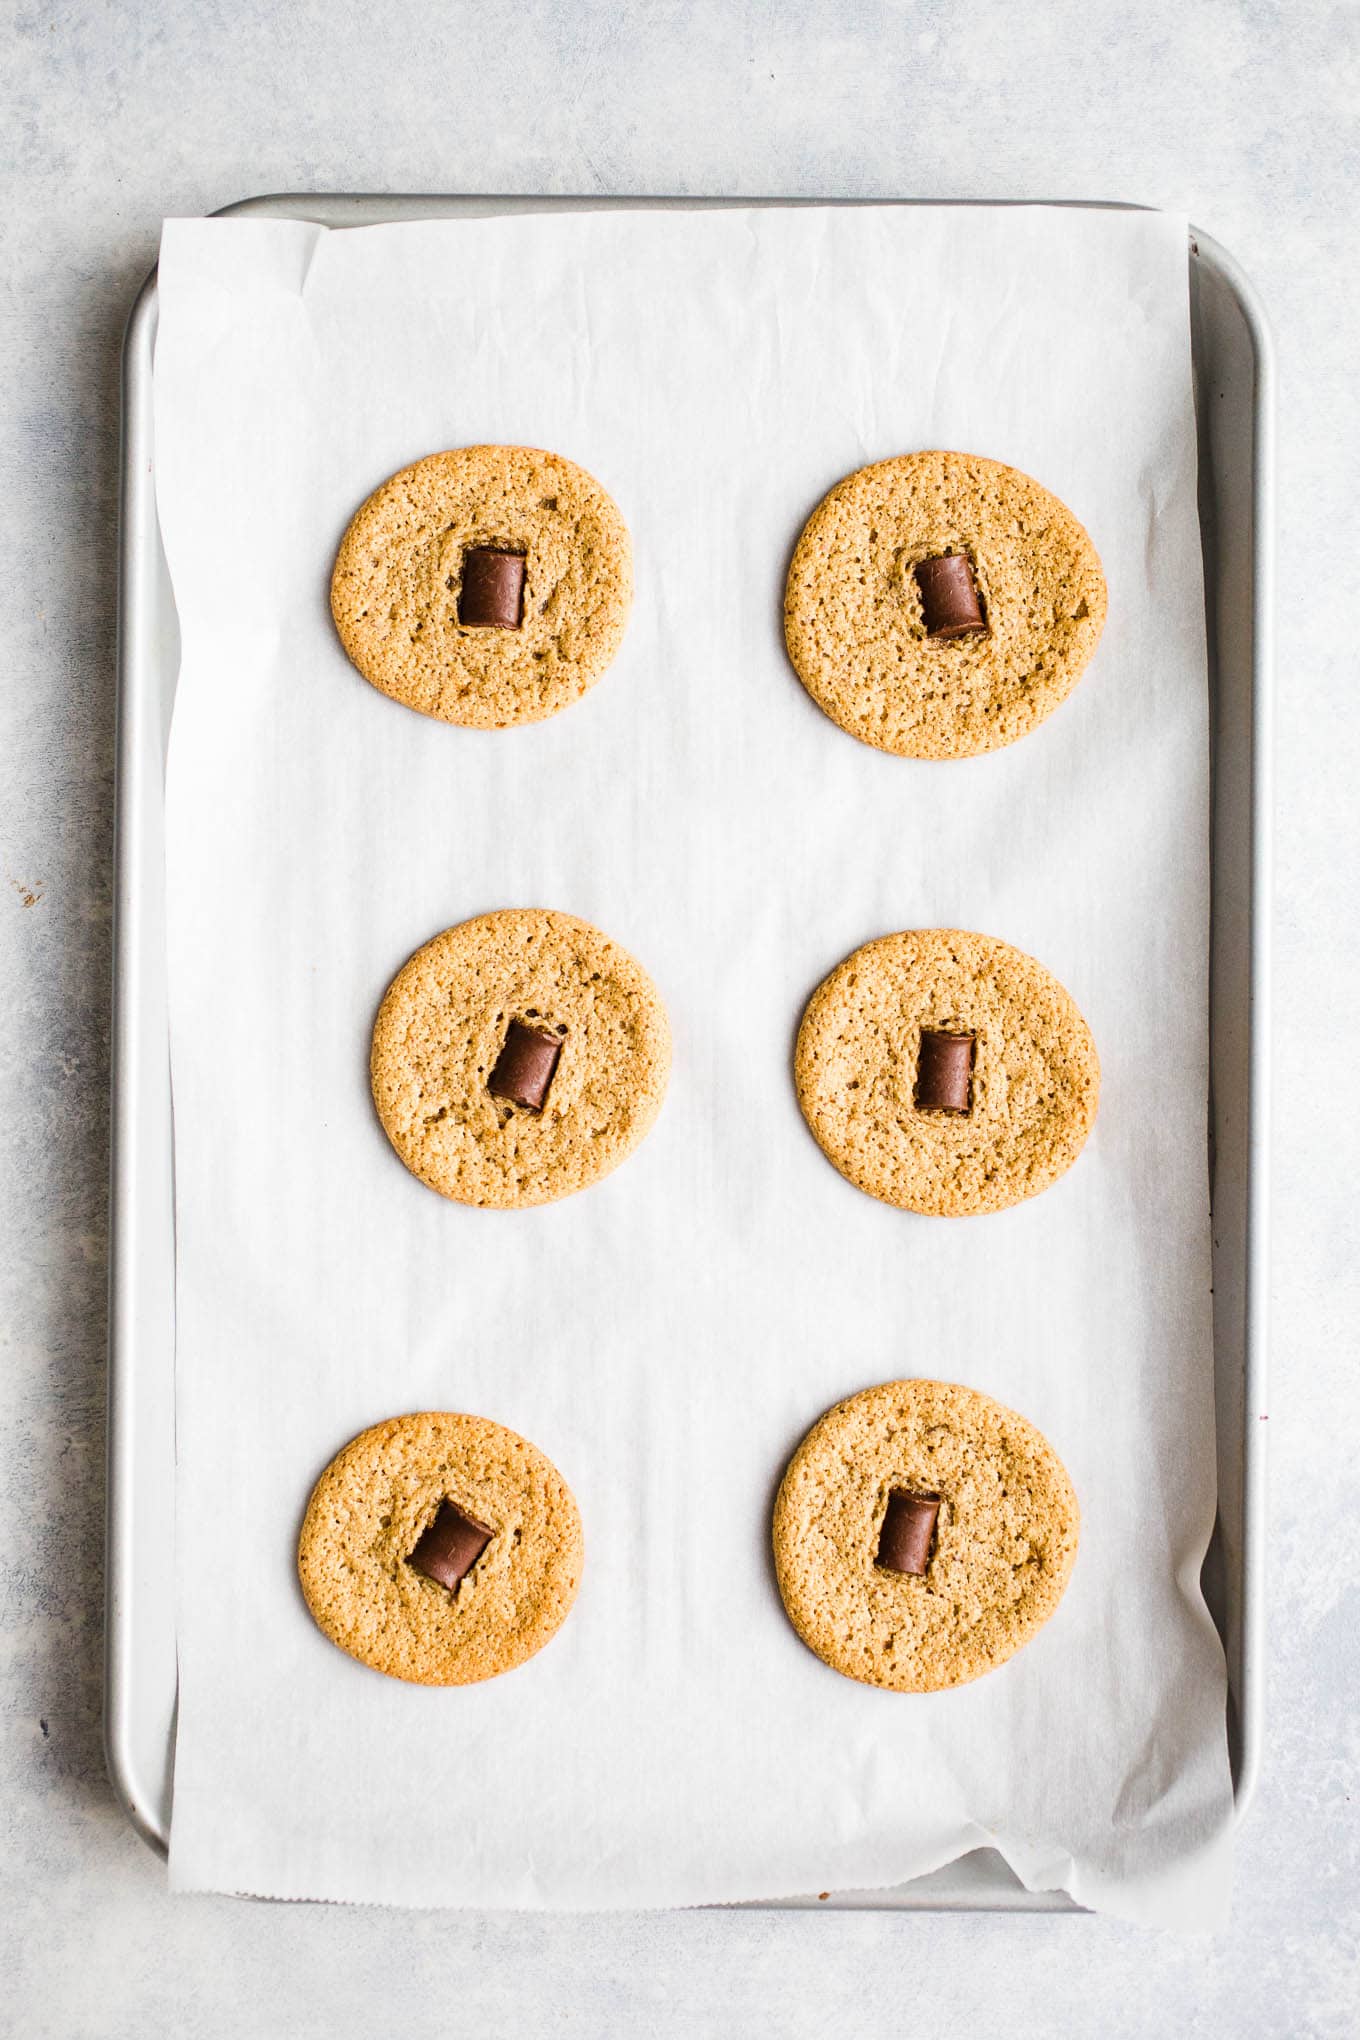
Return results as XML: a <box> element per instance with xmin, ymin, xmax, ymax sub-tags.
<box><xmin>773</xmin><ymin>1379</ymin><xmax>1079</xmax><ymax>1692</ymax></box>
<box><xmin>795</xmin><ymin>927</ymin><xmax>1099</xmax><ymax>1217</ymax></box>
<box><xmin>331</xmin><ymin>445</ymin><xmax>632</xmax><ymax>727</ymax></box>
<box><xmin>298</xmin><ymin>1411</ymin><xmax>583</xmax><ymax>1685</ymax></box>
<box><xmin>783</xmin><ymin>450</ymin><xmax>1106</xmax><ymax>757</ymax></box>
<box><xmin>371</xmin><ymin>909</ymin><xmax>670</xmax><ymax>1208</ymax></box>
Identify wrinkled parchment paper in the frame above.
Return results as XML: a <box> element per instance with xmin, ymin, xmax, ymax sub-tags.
<box><xmin>154</xmin><ymin>206</ymin><xmax>1232</xmax><ymax>1926</ymax></box>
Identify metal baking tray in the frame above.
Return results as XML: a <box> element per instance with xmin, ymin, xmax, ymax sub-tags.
<box><xmin>107</xmin><ymin>196</ymin><xmax>1272</xmax><ymax>1909</ymax></box>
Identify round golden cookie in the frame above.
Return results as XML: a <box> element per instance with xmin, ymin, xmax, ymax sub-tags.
<box><xmin>298</xmin><ymin>1411</ymin><xmax>584</xmax><ymax>1685</ymax></box>
<box><xmin>795</xmin><ymin>928</ymin><xmax>1099</xmax><ymax>1217</ymax></box>
<box><xmin>783</xmin><ymin>450</ymin><xmax>1106</xmax><ymax>757</ymax></box>
<box><xmin>371</xmin><ymin>909</ymin><xmax>670</xmax><ymax>1209</ymax></box>
<box><xmin>331</xmin><ymin>445</ymin><xmax>632</xmax><ymax>728</ymax></box>
<box><xmin>773</xmin><ymin>1379</ymin><xmax>1079</xmax><ymax>1692</ymax></box>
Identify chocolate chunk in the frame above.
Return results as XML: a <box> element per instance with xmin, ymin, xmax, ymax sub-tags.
<box><xmin>407</xmin><ymin>1499</ymin><xmax>493</xmax><ymax>1592</ymax></box>
<box><xmin>915</xmin><ymin>1029</ymin><xmax>974</xmax><ymax>1113</ymax></box>
<box><xmin>876</xmin><ymin>1489</ymin><xmax>940</xmax><ymax>1576</ymax></box>
<box><xmin>488</xmin><ymin>1019</ymin><xmax>563</xmax><ymax>1112</ymax></box>
<box><xmin>459</xmin><ymin>546</ymin><xmax>526</xmax><ymax>629</ymax></box>
<box><xmin>913</xmin><ymin>554</ymin><xmax>986</xmax><ymax>639</ymax></box>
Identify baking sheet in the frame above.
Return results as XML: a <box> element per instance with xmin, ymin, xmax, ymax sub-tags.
<box><xmin>152</xmin><ymin>204</ymin><xmax>1234</xmax><ymax>1926</ymax></box>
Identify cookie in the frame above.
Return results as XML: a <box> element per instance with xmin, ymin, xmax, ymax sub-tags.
<box><xmin>331</xmin><ymin>445</ymin><xmax>632</xmax><ymax>728</ymax></box>
<box><xmin>795</xmin><ymin>928</ymin><xmax>1099</xmax><ymax>1217</ymax></box>
<box><xmin>371</xmin><ymin>909</ymin><xmax>670</xmax><ymax>1208</ymax></box>
<box><xmin>298</xmin><ymin>1411</ymin><xmax>583</xmax><ymax>1685</ymax></box>
<box><xmin>772</xmin><ymin>1379</ymin><xmax>1079</xmax><ymax>1692</ymax></box>
<box><xmin>783</xmin><ymin>450</ymin><xmax>1106</xmax><ymax>758</ymax></box>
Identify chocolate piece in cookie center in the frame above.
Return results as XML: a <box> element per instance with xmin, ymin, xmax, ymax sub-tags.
<box><xmin>876</xmin><ymin>1489</ymin><xmax>940</xmax><ymax>1576</ymax></box>
<box><xmin>915</xmin><ymin>1028</ymin><xmax>975</xmax><ymax>1114</ymax></box>
<box><xmin>459</xmin><ymin>546</ymin><xmax>526</xmax><ymax>629</ymax></box>
<box><xmin>913</xmin><ymin>553</ymin><xmax>986</xmax><ymax>640</ymax></box>
<box><xmin>488</xmin><ymin>1019</ymin><xmax>564</xmax><ymax>1112</ymax></box>
<box><xmin>406</xmin><ymin>1499</ymin><xmax>494</xmax><ymax>1592</ymax></box>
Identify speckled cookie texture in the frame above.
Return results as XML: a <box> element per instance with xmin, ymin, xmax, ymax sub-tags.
<box><xmin>371</xmin><ymin>909</ymin><xmax>670</xmax><ymax>1208</ymax></box>
<box><xmin>784</xmin><ymin>450</ymin><xmax>1106</xmax><ymax>757</ymax></box>
<box><xmin>331</xmin><ymin>445</ymin><xmax>632</xmax><ymax>727</ymax></box>
<box><xmin>298</xmin><ymin>1411</ymin><xmax>584</xmax><ymax>1685</ymax></box>
<box><xmin>795</xmin><ymin>928</ymin><xmax>1099</xmax><ymax>1217</ymax></box>
<box><xmin>773</xmin><ymin>1379</ymin><xmax>1079</xmax><ymax>1692</ymax></box>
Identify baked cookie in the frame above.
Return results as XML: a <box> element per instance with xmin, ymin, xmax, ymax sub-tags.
<box><xmin>784</xmin><ymin>450</ymin><xmax>1106</xmax><ymax>758</ymax></box>
<box><xmin>298</xmin><ymin>1411</ymin><xmax>583</xmax><ymax>1685</ymax></box>
<box><xmin>795</xmin><ymin>928</ymin><xmax>1098</xmax><ymax>1217</ymax></box>
<box><xmin>773</xmin><ymin>1379</ymin><xmax>1079</xmax><ymax>1692</ymax></box>
<box><xmin>371</xmin><ymin>909</ymin><xmax>670</xmax><ymax>1208</ymax></box>
<box><xmin>331</xmin><ymin>445</ymin><xmax>632</xmax><ymax>728</ymax></box>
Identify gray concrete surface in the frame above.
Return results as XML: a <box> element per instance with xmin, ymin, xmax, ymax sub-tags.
<box><xmin>2</xmin><ymin>3</ymin><xmax>1356</xmax><ymax>2034</ymax></box>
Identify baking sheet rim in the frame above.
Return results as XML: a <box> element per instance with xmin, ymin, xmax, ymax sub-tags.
<box><xmin>106</xmin><ymin>195</ymin><xmax>1272</xmax><ymax>1913</ymax></box>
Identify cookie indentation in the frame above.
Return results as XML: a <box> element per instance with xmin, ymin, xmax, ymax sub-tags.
<box><xmin>406</xmin><ymin>1499</ymin><xmax>494</xmax><ymax>1593</ymax></box>
<box><xmin>488</xmin><ymin>1020</ymin><xmax>564</xmax><ymax>1113</ymax></box>
<box><xmin>458</xmin><ymin>546</ymin><xmax>526</xmax><ymax>630</ymax></box>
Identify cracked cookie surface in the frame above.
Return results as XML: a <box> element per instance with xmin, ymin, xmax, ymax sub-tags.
<box><xmin>795</xmin><ymin>927</ymin><xmax>1099</xmax><ymax>1217</ymax></box>
<box><xmin>298</xmin><ymin>1411</ymin><xmax>583</xmax><ymax>1685</ymax></box>
<box><xmin>773</xmin><ymin>1379</ymin><xmax>1079</xmax><ymax>1692</ymax></box>
<box><xmin>331</xmin><ymin>445</ymin><xmax>632</xmax><ymax>728</ymax></box>
<box><xmin>371</xmin><ymin>909</ymin><xmax>670</xmax><ymax>1208</ymax></box>
<box><xmin>784</xmin><ymin>450</ymin><xmax>1106</xmax><ymax>757</ymax></box>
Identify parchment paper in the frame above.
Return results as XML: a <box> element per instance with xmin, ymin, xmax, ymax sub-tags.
<box><xmin>154</xmin><ymin>205</ymin><xmax>1233</xmax><ymax>1927</ymax></box>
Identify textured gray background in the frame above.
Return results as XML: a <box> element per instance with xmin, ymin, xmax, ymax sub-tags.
<box><xmin>2</xmin><ymin>2</ymin><xmax>1355</xmax><ymax>2034</ymax></box>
